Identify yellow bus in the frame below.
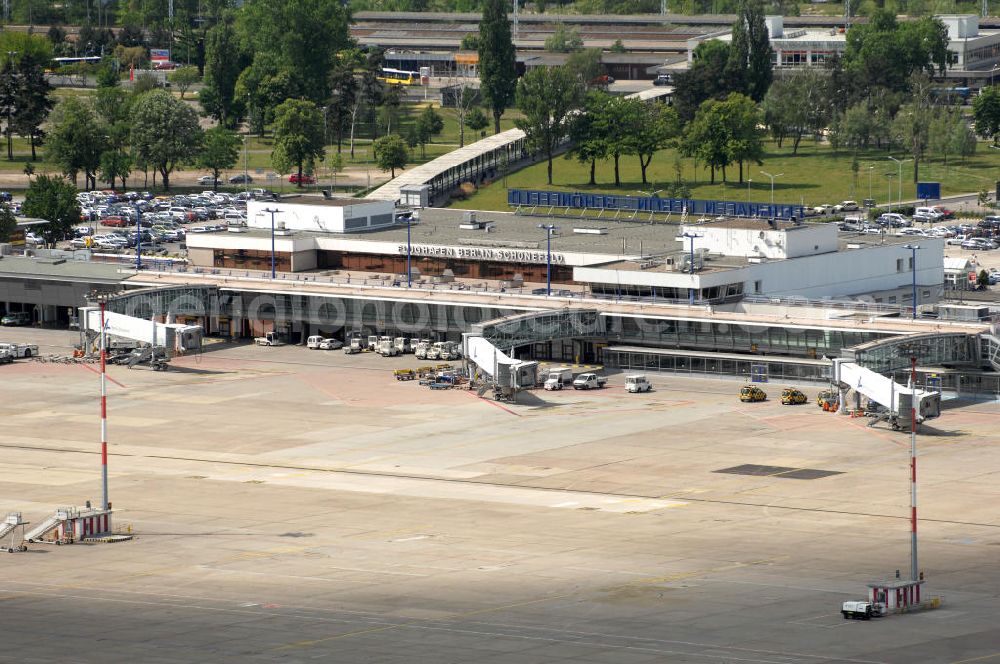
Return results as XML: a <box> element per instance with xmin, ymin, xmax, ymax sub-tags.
<box><xmin>378</xmin><ymin>68</ymin><xmax>420</xmax><ymax>85</ymax></box>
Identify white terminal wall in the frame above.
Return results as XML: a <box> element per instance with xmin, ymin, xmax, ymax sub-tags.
<box><xmin>247</xmin><ymin>199</ymin><xmax>395</xmax><ymax>234</ymax></box>
<box><xmin>680</xmin><ymin>223</ymin><xmax>837</xmax><ymax>260</ymax></box>
<box><xmin>575</xmin><ymin>240</ymin><xmax>945</xmax><ymax>300</ymax></box>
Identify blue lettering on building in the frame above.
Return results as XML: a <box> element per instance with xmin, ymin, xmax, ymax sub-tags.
<box><xmin>507</xmin><ymin>189</ymin><xmax>804</xmax><ymax>220</ymax></box>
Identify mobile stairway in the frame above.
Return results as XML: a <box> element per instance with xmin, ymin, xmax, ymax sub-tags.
<box><xmin>23</xmin><ymin>507</ymin><xmax>113</xmax><ymax>544</ymax></box>
<box><xmin>832</xmin><ymin>359</ymin><xmax>941</xmax><ymax>431</ymax></box>
<box><xmin>0</xmin><ymin>513</ymin><xmax>27</xmax><ymax>552</ymax></box>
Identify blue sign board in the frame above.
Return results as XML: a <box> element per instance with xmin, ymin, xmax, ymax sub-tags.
<box><xmin>916</xmin><ymin>182</ymin><xmax>940</xmax><ymax>200</ymax></box>
<box><xmin>507</xmin><ymin>189</ymin><xmax>804</xmax><ymax>220</ymax></box>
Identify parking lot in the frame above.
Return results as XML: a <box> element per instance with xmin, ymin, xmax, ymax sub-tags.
<box><xmin>1</xmin><ymin>326</ymin><xmax>1000</xmax><ymax>662</ymax></box>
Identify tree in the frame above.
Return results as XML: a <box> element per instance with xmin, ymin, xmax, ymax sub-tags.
<box><xmin>46</xmin><ymin>97</ymin><xmax>105</xmax><ymax>189</ymax></box>
<box><xmin>465</xmin><ymin>107</ymin><xmax>489</xmax><ymax>135</ymax></box>
<box><xmin>516</xmin><ymin>66</ymin><xmax>585</xmax><ymax>185</ymax></box>
<box><xmin>99</xmin><ymin>150</ymin><xmax>132</xmax><ymax>190</ymax></box>
<box><xmin>721</xmin><ymin>93</ymin><xmax>765</xmax><ymax>182</ymax></box>
<box><xmin>197</xmin><ymin>127</ymin><xmax>241</xmax><ymax>191</ymax></box>
<box><xmin>131</xmin><ymin>90</ymin><xmax>204</xmax><ymax>191</ymax></box>
<box><xmin>270</xmin><ymin>98</ymin><xmax>325</xmax><ymax>187</ymax></box>
<box><xmin>373</xmin><ymin>134</ymin><xmax>409</xmax><ymax>178</ymax></box>
<box><xmin>973</xmin><ymin>86</ymin><xmax>1000</xmax><ymax>145</ymax></box>
<box><xmin>761</xmin><ymin>68</ymin><xmax>829</xmax><ymax>154</ymax></box>
<box><xmin>201</xmin><ymin>15</ymin><xmax>245</xmax><ymax>126</ymax></box>
<box><xmin>742</xmin><ymin>0</ymin><xmax>774</xmax><ymax>101</ymax></box>
<box><xmin>844</xmin><ymin>11</ymin><xmax>949</xmax><ymax>98</ymax></box>
<box><xmin>672</xmin><ymin>40</ymin><xmax>732</xmax><ymax>123</ymax></box>
<box><xmin>544</xmin><ymin>24</ymin><xmax>584</xmax><ymax>53</ymax></box>
<box><xmin>681</xmin><ymin>99</ymin><xmax>731</xmax><ymax>184</ymax></box>
<box><xmin>626</xmin><ymin>101</ymin><xmax>681</xmax><ymax>185</ymax></box>
<box><xmin>567</xmin><ymin>92</ymin><xmax>611</xmax><ymax>186</ymax></box>
<box><xmin>21</xmin><ymin>175</ymin><xmax>81</xmax><ymax>246</ymax></box>
<box><xmin>327</xmin><ymin>57</ymin><xmax>359</xmax><ymax>152</ymax></box>
<box><xmin>447</xmin><ymin>83</ymin><xmax>480</xmax><ymax>148</ymax></box>
<box><xmin>13</xmin><ymin>53</ymin><xmax>54</xmax><ymax>161</ymax></box>
<box><xmin>237</xmin><ymin>0</ymin><xmax>351</xmax><ymax>103</ymax></box>
<box><xmin>417</xmin><ymin>106</ymin><xmax>444</xmax><ymax>145</ymax></box>
<box><xmin>460</xmin><ymin>33</ymin><xmax>480</xmax><ymax>50</ymax></box>
<box><xmin>0</xmin><ymin>205</ymin><xmax>15</xmax><ymax>242</ymax></box>
<box><xmin>566</xmin><ymin>48</ymin><xmax>604</xmax><ymax>87</ymax></box>
<box><xmin>169</xmin><ymin>66</ymin><xmax>201</xmax><ymax>99</ymax></box>
<box><xmin>0</xmin><ymin>57</ymin><xmax>18</xmax><ymax>161</ymax></box>
<box><xmin>479</xmin><ymin>0</ymin><xmax>517</xmax><ymax>133</ymax></box>
<box><xmin>892</xmin><ymin>75</ymin><xmax>934</xmax><ymax>182</ymax></box>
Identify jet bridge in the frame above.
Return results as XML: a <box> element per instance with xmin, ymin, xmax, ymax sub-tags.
<box><xmin>80</xmin><ymin>307</ymin><xmax>203</xmax><ymax>357</ymax></box>
<box><xmin>832</xmin><ymin>358</ymin><xmax>940</xmax><ymax>430</ymax></box>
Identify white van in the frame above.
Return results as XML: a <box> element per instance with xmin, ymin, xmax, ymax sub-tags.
<box><xmin>307</xmin><ymin>335</ymin><xmax>324</xmax><ymax>349</ymax></box>
<box><xmin>914</xmin><ymin>207</ymin><xmax>943</xmax><ymax>222</ymax></box>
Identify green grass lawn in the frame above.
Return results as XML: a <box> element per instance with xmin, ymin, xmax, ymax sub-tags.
<box><xmin>451</xmin><ymin>139</ymin><xmax>1000</xmax><ymax>211</ymax></box>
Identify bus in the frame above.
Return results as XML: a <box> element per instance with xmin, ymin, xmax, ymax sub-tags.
<box><xmin>47</xmin><ymin>56</ymin><xmax>102</xmax><ymax>73</ymax></box>
<box><xmin>378</xmin><ymin>68</ymin><xmax>420</xmax><ymax>85</ymax></box>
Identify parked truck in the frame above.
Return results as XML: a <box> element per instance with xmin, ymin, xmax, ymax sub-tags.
<box><xmin>394</xmin><ymin>337</ymin><xmax>412</xmax><ymax>354</ymax></box>
<box><xmin>841</xmin><ymin>601</ymin><xmax>877</xmax><ymax>620</ymax></box>
<box><xmin>543</xmin><ymin>367</ymin><xmax>574</xmax><ymax>390</ymax></box>
<box><xmin>367</xmin><ymin>335</ymin><xmax>379</xmax><ymax>351</ymax></box>
<box><xmin>344</xmin><ymin>336</ymin><xmax>364</xmax><ymax>354</ymax></box>
<box><xmin>573</xmin><ymin>373</ymin><xmax>607</xmax><ymax>390</ymax></box>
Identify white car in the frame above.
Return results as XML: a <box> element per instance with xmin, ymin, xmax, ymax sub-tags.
<box><xmin>187</xmin><ymin>226</ymin><xmax>212</xmax><ymax>233</ymax></box>
<box><xmin>946</xmin><ymin>235</ymin><xmax>968</xmax><ymax>245</ymax></box>
<box><xmin>319</xmin><ymin>338</ymin><xmax>343</xmax><ymax>350</ymax></box>
<box><xmin>197</xmin><ymin>175</ymin><xmax>221</xmax><ymax>186</ymax></box>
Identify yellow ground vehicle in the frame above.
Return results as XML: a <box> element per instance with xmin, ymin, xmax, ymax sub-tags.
<box><xmin>780</xmin><ymin>387</ymin><xmax>807</xmax><ymax>405</ymax></box>
<box><xmin>739</xmin><ymin>385</ymin><xmax>767</xmax><ymax>402</ymax></box>
<box><xmin>393</xmin><ymin>369</ymin><xmax>416</xmax><ymax>381</ymax></box>
<box><xmin>816</xmin><ymin>389</ymin><xmax>839</xmax><ymax>409</ymax></box>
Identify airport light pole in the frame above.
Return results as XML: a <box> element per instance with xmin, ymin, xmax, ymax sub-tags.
<box><xmin>242</xmin><ymin>134</ymin><xmax>249</xmax><ymax>198</ymax></box>
<box><xmin>904</xmin><ymin>244</ymin><xmax>920</xmax><ymax>319</ymax></box>
<box><xmin>260</xmin><ymin>208</ymin><xmax>280</xmax><ymax>279</ymax></box>
<box><xmin>885</xmin><ymin>173</ymin><xmax>896</xmax><ymax>214</ymax></box>
<box><xmin>868</xmin><ymin>165</ymin><xmax>874</xmax><ymax>202</ymax></box>
<box><xmin>95</xmin><ymin>293</ymin><xmax>110</xmax><ymax>511</ymax></box>
<box><xmin>406</xmin><ymin>213</ymin><xmax>412</xmax><ymax>288</ymax></box>
<box><xmin>747</xmin><ymin>178</ymin><xmax>752</xmax><ymax>204</ymax></box>
<box><xmin>681</xmin><ymin>232</ymin><xmax>702</xmax><ymax>305</ymax></box>
<box><xmin>888</xmin><ymin>156</ymin><xmax>910</xmax><ymax>212</ymax></box>
<box><xmin>538</xmin><ymin>224</ymin><xmax>558</xmax><ymax>296</ymax></box>
<box><xmin>896</xmin><ymin>341</ymin><xmax>925</xmax><ymax>587</ymax></box>
<box><xmin>760</xmin><ymin>170</ymin><xmax>782</xmax><ymax>209</ymax></box>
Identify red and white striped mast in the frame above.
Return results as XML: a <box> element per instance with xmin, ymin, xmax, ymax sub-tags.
<box><xmin>99</xmin><ymin>298</ymin><xmax>109</xmax><ymax>511</ymax></box>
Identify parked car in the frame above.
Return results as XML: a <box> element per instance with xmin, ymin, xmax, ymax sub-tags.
<box><xmin>812</xmin><ymin>204</ymin><xmax>834</xmax><ymax>215</ymax></box>
<box><xmin>0</xmin><ymin>311</ymin><xmax>31</xmax><ymax>326</ymax></box>
<box><xmin>319</xmin><ymin>338</ymin><xmax>343</xmax><ymax>350</ymax></box>
<box><xmin>197</xmin><ymin>175</ymin><xmax>221</xmax><ymax>186</ymax></box>
<box><xmin>288</xmin><ymin>174</ymin><xmax>316</xmax><ymax>185</ymax></box>
<box><xmin>228</xmin><ymin>173</ymin><xmax>253</xmax><ymax>184</ymax></box>
<box><xmin>652</xmin><ymin>73</ymin><xmax>672</xmax><ymax>86</ymax></box>
<box><xmin>591</xmin><ymin>74</ymin><xmax>615</xmax><ymax>85</ymax></box>
<box><xmin>877</xmin><ymin>213</ymin><xmax>910</xmax><ymax>227</ymax></box>
<box><xmin>835</xmin><ymin>200</ymin><xmax>859</xmax><ymax>212</ymax></box>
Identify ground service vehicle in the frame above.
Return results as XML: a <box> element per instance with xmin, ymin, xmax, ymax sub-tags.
<box><xmin>377</xmin><ymin>338</ymin><xmax>400</xmax><ymax>357</ymax></box>
<box><xmin>1</xmin><ymin>312</ymin><xmax>31</xmax><ymax>326</ymax></box>
<box><xmin>254</xmin><ymin>332</ymin><xmax>284</xmax><ymax>346</ymax></box>
<box><xmin>653</xmin><ymin>73</ymin><xmax>671</xmax><ymax>86</ymax></box>
<box><xmin>0</xmin><ymin>343</ymin><xmax>38</xmax><ymax>358</ymax></box>
<box><xmin>816</xmin><ymin>389</ymin><xmax>839</xmax><ymax>409</ymax></box>
<box><xmin>394</xmin><ymin>337</ymin><xmax>412</xmax><ymax>354</ymax></box>
<box><xmin>344</xmin><ymin>337</ymin><xmax>363</xmax><ymax>354</ymax></box>
<box><xmin>414</xmin><ymin>341</ymin><xmax>431</xmax><ymax>359</ymax></box>
<box><xmin>434</xmin><ymin>341</ymin><xmax>460</xmax><ymax>361</ymax></box>
<box><xmin>367</xmin><ymin>335</ymin><xmax>379</xmax><ymax>351</ymax></box>
<box><xmin>394</xmin><ymin>369</ymin><xmax>415</xmax><ymax>381</ymax></box>
<box><xmin>0</xmin><ymin>349</ymin><xmax>12</xmax><ymax>364</ymax></box>
<box><xmin>842</xmin><ymin>601</ymin><xmax>877</xmax><ymax>620</ymax></box>
<box><xmin>781</xmin><ymin>387</ymin><xmax>807</xmax><ymax>405</ymax></box>
<box><xmin>573</xmin><ymin>373</ymin><xmax>607</xmax><ymax>390</ymax></box>
<box><xmin>307</xmin><ymin>335</ymin><xmax>324</xmax><ymax>349</ymax></box>
<box><xmin>543</xmin><ymin>367</ymin><xmax>574</xmax><ymax>390</ymax></box>
<box><xmin>739</xmin><ymin>385</ymin><xmax>767</xmax><ymax>402</ymax></box>
<box><xmin>625</xmin><ymin>375</ymin><xmax>652</xmax><ymax>393</ymax></box>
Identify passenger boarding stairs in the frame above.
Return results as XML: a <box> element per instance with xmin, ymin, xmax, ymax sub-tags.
<box><xmin>23</xmin><ymin>510</ymin><xmax>68</xmax><ymax>542</ymax></box>
<box><xmin>0</xmin><ymin>513</ymin><xmax>24</xmax><ymax>540</ymax></box>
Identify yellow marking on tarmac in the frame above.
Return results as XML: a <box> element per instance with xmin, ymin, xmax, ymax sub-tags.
<box><xmin>274</xmin><ymin>593</ymin><xmax>573</xmax><ymax>651</ymax></box>
<box><xmin>948</xmin><ymin>654</ymin><xmax>1000</xmax><ymax>664</ymax></box>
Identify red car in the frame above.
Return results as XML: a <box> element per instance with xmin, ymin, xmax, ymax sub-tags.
<box><xmin>101</xmin><ymin>216</ymin><xmax>129</xmax><ymax>227</ymax></box>
<box><xmin>288</xmin><ymin>174</ymin><xmax>316</xmax><ymax>185</ymax></box>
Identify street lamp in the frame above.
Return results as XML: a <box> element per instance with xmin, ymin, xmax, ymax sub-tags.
<box><xmin>885</xmin><ymin>172</ymin><xmax>896</xmax><ymax>215</ymax></box>
<box><xmin>406</xmin><ymin>212</ymin><xmax>413</xmax><ymax>288</ymax></box>
<box><xmin>681</xmin><ymin>231</ymin><xmax>702</xmax><ymax>305</ymax></box>
<box><xmin>760</xmin><ymin>170</ymin><xmax>783</xmax><ymax>209</ymax></box>
<box><xmin>242</xmin><ymin>134</ymin><xmax>249</xmax><ymax>198</ymax></box>
<box><xmin>747</xmin><ymin>178</ymin><xmax>752</xmax><ymax>205</ymax></box>
<box><xmin>868</xmin><ymin>165</ymin><xmax>875</xmax><ymax>202</ymax></box>
<box><xmin>904</xmin><ymin>244</ymin><xmax>920</xmax><ymax>319</ymax></box>
<box><xmin>259</xmin><ymin>207</ymin><xmax>281</xmax><ymax>279</ymax></box>
<box><xmin>537</xmin><ymin>224</ymin><xmax>558</xmax><ymax>296</ymax></box>
<box><xmin>888</xmin><ymin>156</ymin><xmax>910</xmax><ymax>213</ymax></box>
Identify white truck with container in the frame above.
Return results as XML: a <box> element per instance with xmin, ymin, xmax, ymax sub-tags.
<box><xmin>543</xmin><ymin>367</ymin><xmax>574</xmax><ymax>390</ymax></box>
<box><xmin>841</xmin><ymin>601</ymin><xmax>879</xmax><ymax>620</ymax></box>
<box><xmin>625</xmin><ymin>375</ymin><xmax>652</xmax><ymax>393</ymax></box>
<box><xmin>377</xmin><ymin>338</ymin><xmax>400</xmax><ymax>357</ymax></box>
<box><xmin>573</xmin><ymin>373</ymin><xmax>607</xmax><ymax>390</ymax></box>
<box><xmin>254</xmin><ymin>331</ymin><xmax>284</xmax><ymax>346</ymax></box>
